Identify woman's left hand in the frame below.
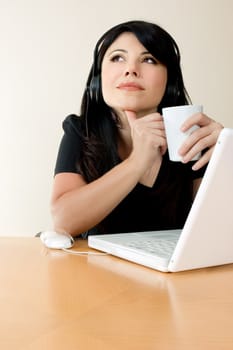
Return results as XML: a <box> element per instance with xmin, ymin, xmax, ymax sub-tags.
<box><xmin>178</xmin><ymin>112</ymin><xmax>224</xmax><ymax>170</ymax></box>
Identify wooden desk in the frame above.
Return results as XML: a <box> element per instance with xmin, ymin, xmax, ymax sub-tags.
<box><xmin>0</xmin><ymin>237</ymin><xmax>233</xmax><ymax>350</ymax></box>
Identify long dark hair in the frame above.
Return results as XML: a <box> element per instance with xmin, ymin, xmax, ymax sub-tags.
<box><xmin>79</xmin><ymin>20</ymin><xmax>191</xmax><ymax>182</ymax></box>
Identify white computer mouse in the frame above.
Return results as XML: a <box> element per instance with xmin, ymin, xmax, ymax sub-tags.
<box><xmin>40</xmin><ymin>230</ymin><xmax>74</xmax><ymax>249</ymax></box>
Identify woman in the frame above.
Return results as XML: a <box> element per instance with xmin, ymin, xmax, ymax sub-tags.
<box><xmin>51</xmin><ymin>20</ymin><xmax>223</xmax><ymax>237</ymax></box>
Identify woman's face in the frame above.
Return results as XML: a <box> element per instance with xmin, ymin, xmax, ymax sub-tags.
<box><xmin>101</xmin><ymin>32</ymin><xmax>167</xmax><ymax>117</ymax></box>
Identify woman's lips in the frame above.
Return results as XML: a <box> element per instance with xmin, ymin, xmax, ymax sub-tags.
<box><xmin>117</xmin><ymin>82</ymin><xmax>144</xmax><ymax>91</ymax></box>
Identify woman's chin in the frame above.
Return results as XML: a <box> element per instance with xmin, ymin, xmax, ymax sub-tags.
<box><xmin>112</xmin><ymin>104</ymin><xmax>141</xmax><ymax>113</ymax></box>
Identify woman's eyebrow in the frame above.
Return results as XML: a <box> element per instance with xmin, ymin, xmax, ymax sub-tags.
<box><xmin>107</xmin><ymin>49</ymin><xmax>150</xmax><ymax>56</ymax></box>
<box><xmin>107</xmin><ymin>49</ymin><xmax>127</xmax><ymax>56</ymax></box>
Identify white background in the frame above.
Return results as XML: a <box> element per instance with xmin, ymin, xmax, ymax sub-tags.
<box><xmin>1</xmin><ymin>0</ymin><xmax>233</xmax><ymax>236</ymax></box>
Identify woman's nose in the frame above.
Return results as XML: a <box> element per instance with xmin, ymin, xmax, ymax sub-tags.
<box><xmin>124</xmin><ymin>61</ymin><xmax>139</xmax><ymax>77</ymax></box>
<box><xmin>125</xmin><ymin>70</ymin><xmax>138</xmax><ymax>77</ymax></box>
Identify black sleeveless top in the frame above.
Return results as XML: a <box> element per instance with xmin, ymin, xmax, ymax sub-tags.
<box><xmin>54</xmin><ymin>115</ymin><xmax>206</xmax><ymax>237</ymax></box>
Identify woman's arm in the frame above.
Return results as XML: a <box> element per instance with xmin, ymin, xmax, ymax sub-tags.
<box><xmin>51</xmin><ymin>157</ymin><xmax>144</xmax><ymax>236</ymax></box>
<box><xmin>51</xmin><ymin>111</ymin><xmax>166</xmax><ymax>236</ymax></box>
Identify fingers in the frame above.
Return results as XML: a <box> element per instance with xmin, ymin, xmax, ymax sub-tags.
<box><xmin>191</xmin><ymin>148</ymin><xmax>214</xmax><ymax>171</ymax></box>
<box><xmin>124</xmin><ymin>110</ymin><xmax>167</xmax><ymax>160</ymax></box>
<box><xmin>125</xmin><ymin>110</ymin><xmax>165</xmax><ymax>131</ymax></box>
<box><xmin>125</xmin><ymin>110</ymin><xmax>164</xmax><ymax>123</ymax></box>
<box><xmin>160</xmin><ymin>142</ymin><xmax>168</xmax><ymax>156</ymax></box>
<box><xmin>179</xmin><ymin>113</ymin><xmax>223</xmax><ymax>167</ymax></box>
<box><xmin>125</xmin><ymin>110</ymin><xmax>137</xmax><ymax>129</ymax></box>
<box><xmin>181</xmin><ymin>113</ymin><xmax>223</xmax><ymax>149</ymax></box>
<box><xmin>179</xmin><ymin>126</ymin><xmax>215</xmax><ymax>157</ymax></box>
<box><xmin>181</xmin><ymin>112</ymin><xmax>212</xmax><ymax>131</ymax></box>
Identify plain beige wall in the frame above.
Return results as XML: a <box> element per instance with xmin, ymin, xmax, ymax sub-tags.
<box><xmin>1</xmin><ymin>0</ymin><xmax>233</xmax><ymax>236</ymax></box>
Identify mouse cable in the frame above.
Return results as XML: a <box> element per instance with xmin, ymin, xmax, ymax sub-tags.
<box><xmin>62</xmin><ymin>248</ymin><xmax>108</xmax><ymax>256</ymax></box>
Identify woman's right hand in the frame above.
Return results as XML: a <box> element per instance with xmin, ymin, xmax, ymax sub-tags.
<box><xmin>125</xmin><ymin>110</ymin><xmax>167</xmax><ymax>182</ymax></box>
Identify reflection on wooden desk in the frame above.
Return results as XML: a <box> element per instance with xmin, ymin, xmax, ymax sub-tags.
<box><xmin>0</xmin><ymin>237</ymin><xmax>233</xmax><ymax>350</ymax></box>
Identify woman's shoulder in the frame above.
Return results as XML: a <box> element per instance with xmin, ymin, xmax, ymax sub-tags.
<box><xmin>62</xmin><ymin>114</ymin><xmax>84</xmax><ymax>136</ymax></box>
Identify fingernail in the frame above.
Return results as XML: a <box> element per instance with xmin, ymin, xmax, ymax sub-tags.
<box><xmin>192</xmin><ymin>164</ymin><xmax>198</xmax><ymax>170</ymax></box>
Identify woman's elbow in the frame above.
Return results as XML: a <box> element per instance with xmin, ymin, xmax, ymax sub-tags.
<box><xmin>50</xmin><ymin>200</ymin><xmax>81</xmax><ymax>237</ymax></box>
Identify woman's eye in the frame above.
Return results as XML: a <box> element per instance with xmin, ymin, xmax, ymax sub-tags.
<box><xmin>110</xmin><ymin>55</ymin><xmax>124</xmax><ymax>62</ymax></box>
<box><xmin>143</xmin><ymin>56</ymin><xmax>157</xmax><ymax>64</ymax></box>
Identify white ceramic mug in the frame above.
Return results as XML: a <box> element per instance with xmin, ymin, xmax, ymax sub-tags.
<box><xmin>162</xmin><ymin>105</ymin><xmax>203</xmax><ymax>161</ymax></box>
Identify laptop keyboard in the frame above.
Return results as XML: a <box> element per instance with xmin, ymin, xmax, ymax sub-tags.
<box><xmin>123</xmin><ymin>237</ymin><xmax>178</xmax><ymax>259</ymax></box>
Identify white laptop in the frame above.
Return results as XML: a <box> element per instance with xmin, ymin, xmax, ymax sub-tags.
<box><xmin>88</xmin><ymin>128</ymin><xmax>233</xmax><ymax>272</ymax></box>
